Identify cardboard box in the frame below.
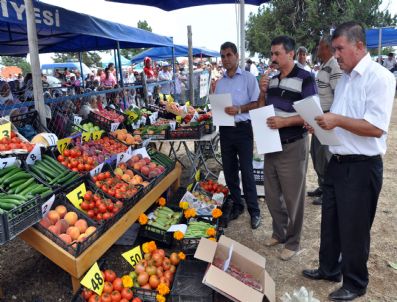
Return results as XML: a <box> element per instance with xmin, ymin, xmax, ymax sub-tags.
<box><xmin>194</xmin><ymin>235</ymin><xmax>275</xmax><ymax>302</ymax></box>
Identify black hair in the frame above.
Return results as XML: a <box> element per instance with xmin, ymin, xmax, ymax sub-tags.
<box><xmin>331</xmin><ymin>21</ymin><xmax>366</xmax><ymax>45</ymax></box>
<box><xmin>220</xmin><ymin>42</ymin><xmax>238</xmax><ymax>54</ymax></box>
<box><xmin>271</xmin><ymin>36</ymin><xmax>296</xmax><ymax>53</ymax></box>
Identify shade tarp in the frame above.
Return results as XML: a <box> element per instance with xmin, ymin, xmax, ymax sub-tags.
<box><xmin>100</xmin><ymin>53</ymin><xmax>131</xmax><ymax>67</ymax></box>
<box><xmin>0</xmin><ymin>0</ymin><xmax>173</xmax><ymax>56</ymax></box>
<box><xmin>106</xmin><ymin>0</ymin><xmax>269</xmax><ymax>11</ymax></box>
<box><xmin>366</xmin><ymin>27</ymin><xmax>397</xmax><ymax>48</ymax></box>
<box><xmin>131</xmin><ymin>44</ymin><xmax>219</xmax><ymax>63</ymax></box>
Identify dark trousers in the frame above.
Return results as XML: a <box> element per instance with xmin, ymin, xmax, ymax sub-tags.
<box><xmin>219</xmin><ymin>123</ymin><xmax>259</xmax><ymax>217</ymax></box>
<box><xmin>310</xmin><ymin>134</ymin><xmax>332</xmax><ymax>188</ymax></box>
<box><xmin>319</xmin><ymin>156</ymin><xmax>383</xmax><ymax>294</ymax></box>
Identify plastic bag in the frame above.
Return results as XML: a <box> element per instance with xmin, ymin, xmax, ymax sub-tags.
<box><xmin>281</xmin><ymin>287</ymin><xmax>320</xmax><ymax>302</ymax></box>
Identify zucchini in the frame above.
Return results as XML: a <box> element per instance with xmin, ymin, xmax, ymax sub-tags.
<box><xmin>14</xmin><ymin>178</ymin><xmax>35</xmax><ymax>194</ymax></box>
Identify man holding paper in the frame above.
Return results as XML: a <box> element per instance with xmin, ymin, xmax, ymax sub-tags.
<box><xmin>214</xmin><ymin>41</ymin><xmax>261</xmax><ymax>229</ymax></box>
<box><xmin>302</xmin><ymin>22</ymin><xmax>395</xmax><ymax>301</ymax></box>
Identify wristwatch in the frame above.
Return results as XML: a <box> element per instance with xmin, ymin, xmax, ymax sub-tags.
<box><xmin>238</xmin><ymin>106</ymin><xmax>241</xmax><ymax>114</ymax></box>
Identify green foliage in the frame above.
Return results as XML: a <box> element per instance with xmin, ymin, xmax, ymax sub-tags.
<box><xmin>246</xmin><ymin>0</ymin><xmax>397</xmax><ymax>58</ymax></box>
<box><xmin>121</xmin><ymin>20</ymin><xmax>152</xmax><ymax>60</ymax></box>
<box><xmin>52</xmin><ymin>52</ymin><xmax>101</xmax><ymax>67</ymax></box>
<box><xmin>0</xmin><ymin>56</ymin><xmax>31</xmax><ymax>75</ymax></box>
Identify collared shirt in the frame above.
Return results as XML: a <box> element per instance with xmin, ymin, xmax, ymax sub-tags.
<box><xmin>158</xmin><ymin>70</ymin><xmax>173</xmax><ymax>94</ymax></box>
<box><xmin>215</xmin><ymin>66</ymin><xmax>259</xmax><ymax>122</ymax></box>
<box><xmin>316</xmin><ymin>56</ymin><xmax>342</xmax><ymax>111</ymax></box>
<box><xmin>330</xmin><ymin>53</ymin><xmax>396</xmax><ymax>156</ymax></box>
<box><xmin>383</xmin><ymin>57</ymin><xmax>396</xmax><ymax>70</ymax></box>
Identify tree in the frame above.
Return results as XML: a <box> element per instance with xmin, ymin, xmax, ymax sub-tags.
<box><xmin>120</xmin><ymin>20</ymin><xmax>152</xmax><ymax>60</ymax></box>
<box><xmin>0</xmin><ymin>56</ymin><xmax>31</xmax><ymax>74</ymax></box>
<box><xmin>246</xmin><ymin>0</ymin><xmax>397</xmax><ymax>58</ymax></box>
<box><xmin>52</xmin><ymin>52</ymin><xmax>101</xmax><ymax>67</ymax></box>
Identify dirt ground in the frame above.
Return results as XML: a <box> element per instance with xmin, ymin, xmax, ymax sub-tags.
<box><xmin>0</xmin><ymin>101</ymin><xmax>396</xmax><ymax>301</ymax></box>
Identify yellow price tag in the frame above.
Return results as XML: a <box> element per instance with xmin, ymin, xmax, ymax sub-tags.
<box><xmin>122</xmin><ymin>245</ymin><xmax>143</xmax><ymax>268</ymax></box>
<box><xmin>92</xmin><ymin>130</ymin><xmax>103</xmax><ymax>140</ymax></box>
<box><xmin>66</xmin><ymin>183</ymin><xmax>86</xmax><ymax>210</ymax></box>
<box><xmin>0</xmin><ymin>122</ymin><xmax>11</xmax><ymax>140</ymax></box>
<box><xmin>185</xmin><ymin>101</ymin><xmax>190</xmax><ymax>106</ymax></box>
<box><xmin>80</xmin><ymin>262</ymin><xmax>104</xmax><ymax>295</ymax></box>
<box><xmin>128</xmin><ymin>111</ymin><xmax>138</xmax><ymax>121</ymax></box>
<box><xmin>186</xmin><ymin>183</ymin><xmax>193</xmax><ymax>192</ymax></box>
<box><xmin>195</xmin><ymin>170</ymin><xmax>201</xmax><ymax>182</ymax></box>
<box><xmin>176</xmin><ymin>116</ymin><xmax>182</xmax><ymax>123</ymax></box>
<box><xmin>57</xmin><ymin>137</ymin><xmax>72</xmax><ymax>155</ymax></box>
<box><xmin>82</xmin><ymin>131</ymin><xmax>91</xmax><ymax>142</ymax></box>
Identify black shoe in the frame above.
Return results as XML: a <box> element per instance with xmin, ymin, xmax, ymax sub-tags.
<box><xmin>312</xmin><ymin>196</ymin><xmax>323</xmax><ymax>205</ymax></box>
<box><xmin>307</xmin><ymin>187</ymin><xmax>322</xmax><ymax>197</ymax></box>
<box><xmin>230</xmin><ymin>207</ymin><xmax>243</xmax><ymax>220</ymax></box>
<box><xmin>329</xmin><ymin>287</ymin><xmax>365</xmax><ymax>301</ymax></box>
<box><xmin>251</xmin><ymin>215</ymin><xmax>261</xmax><ymax>229</ymax></box>
<box><xmin>302</xmin><ymin>269</ymin><xmax>342</xmax><ymax>282</ymax></box>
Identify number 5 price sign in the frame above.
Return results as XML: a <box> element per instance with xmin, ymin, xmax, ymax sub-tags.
<box><xmin>66</xmin><ymin>183</ymin><xmax>87</xmax><ymax>210</ymax></box>
<box><xmin>122</xmin><ymin>245</ymin><xmax>142</xmax><ymax>268</ymax></box>
<box><xmin>80</xmin><ymin>262</ymin><xmax>104</xmax><ymax>295</ymax></box>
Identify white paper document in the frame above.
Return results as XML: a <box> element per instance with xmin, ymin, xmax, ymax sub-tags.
<box><xmin>293</xmin><ymin>96</ymin><xmax>341</xmax><ymax>145</ymax></box>
<box><xmin>209</xmin><ymin>93</ymin><xmax>235</xmax><ymax>126</ymax></box>
<box><xmin>167</xmin><ymin>224</ymin><xmax>188</xmax><ymax>233</ymax></box>
<box><xmin>249</xmin><ymin>105</ymin><xmax>282</xmax><ymax>154</ymax></box>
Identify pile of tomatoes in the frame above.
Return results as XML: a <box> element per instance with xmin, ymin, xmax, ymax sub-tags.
<box><xmin>97</xmin><ymin>136</ymin><xmax>128</xmax><ymax>154</ymax></box>
<box><xmin>57</xmin><ymin>149</ymin><xmax>97</xmax><ymax>172</ymax></box>
<box><xmin>92</xmin><ymin>171</ymin><xmax>140</xmax><ymax>200</ymax></box>
<box><xmin>199</xmin><ymin>180</ymin><xmax>229</xmax><ymax>195</ymax></box>
<box><xmin>80</xmin><ymin>190</ymin><xmax>123</xmax><ymax>222</ymax></box>
<box><xmin>0</xmin><ymin>131</ymin><xmax>34</xmax><ymax>152</ymax></box>
<box><xmin>81</xmin><ymin>269</ymin><xmax>141</xmax><ymax>302</ymax></box>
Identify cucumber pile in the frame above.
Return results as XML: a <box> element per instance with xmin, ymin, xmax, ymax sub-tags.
<box><xmin>28</xmin><ymin>155</ymin><xmax>80</xmax><ymax>187</ymax></box>
<box><xmin>184</xmin><ymin>220</ymin><xmax>213</xmax><ymax>238</ymax></box>
<box><xmin>147</xmin><ymin>206</ymin><xmax>182</xmax><ymax>231</ymax></box>
<box><xmin>0</xmin><ymin>165</ymin><xmax>52</xmax><ymax>214</ymax></box>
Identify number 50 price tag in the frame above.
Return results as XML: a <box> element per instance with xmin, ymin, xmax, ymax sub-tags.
<box><xmin>80</xmin><ymin>262</ymin><xmax>104</xmax><ymax>295</ymax></box>
<box><xmin>66</xmin><ymin>183</ymin><xmax>87</xmax><ymax>210</ymax></box>
<box><xmin>122</xmin><ymin>245</ymin><xmax>142</xmax><ymax>268</ymax></box>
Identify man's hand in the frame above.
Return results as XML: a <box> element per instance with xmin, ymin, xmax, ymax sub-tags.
<box><xmin>315</xmin><ymin>113</ymin><xmax>339</xmax><ymax>130</ymax></box>
<box><xmin>259</xmin><ymin>74</ymin><xmax>270</xmax><ymax>94</ymax></box>
<box><xmin>225</xmin><ymin>106</ymin><xmax>239</xmax><ymax>116</ymax></box>
<box><xmin>304</xmin><ymin>122</ymin><xmax>315</xmax><ymax>134</ymax></box>
<box><xmin>267</xmin><ymin>116</ymin><xmax>286</xmax><ymax>129</ymax></box>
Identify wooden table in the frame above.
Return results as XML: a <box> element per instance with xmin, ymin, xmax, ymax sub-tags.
<box><xmin>19</xmin><ymin>163</ymin><xmax>182</xmax><ymax>292</ymax></box>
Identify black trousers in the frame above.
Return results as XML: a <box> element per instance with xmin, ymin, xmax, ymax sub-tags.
<box><xmin>219</xmin><ymin>123</ymin><xmax>260</xmax><ymax>217</ymax></box>
<box><xmin>319</xmin><ymin>155</ymin><xmax>383</xmax><ymax>294</ymax></box>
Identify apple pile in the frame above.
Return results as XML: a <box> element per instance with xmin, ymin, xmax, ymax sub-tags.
<box><xmin>80</xmin><ymin>191</ymin><xmax>123</xmax><ymax>222</ymax></box>
<box><xmin>97</xmin><ymin>109</ymin><xmax>125</xmax><ymax>123</ymax></box>
<box><xmin>39</xmin><ymin>204</ymin><xmax>97</xmax><ymax>246</ymax></box>
<box><xmin>127</xmin><ymin>154</ymin><xmax>165</xmax><ymax>179</ymax></box>
<box><xmin>93</xmin><ymin>170</ymin><xmax>142</xmax><ymax>199</ymax></box>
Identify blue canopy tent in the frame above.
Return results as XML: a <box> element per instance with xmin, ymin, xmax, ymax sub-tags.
<box><xmin>366</xmin><ymin>27</ymin><xmax>397</xmax><ymax>48</ymax></box>
<box><xmin>100</xmin><ymin>53</ymin><xmax>131</xmax><ymax>67</ymax></box>
<box><xmin>131</xmin><ymin>44</ymin><xmax>219</xmax><ymax>63</ymax></box>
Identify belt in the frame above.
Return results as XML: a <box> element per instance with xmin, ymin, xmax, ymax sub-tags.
<box><xmin>332</xmin><ymin>154</ymin><xmax>381</xmax><ymax>163</ymax></box>
<box><xmin>281</xmin><ymin>132</ymin><xmax>307</xmax><ymax>145</ymax></box>
<box><xmin>323</xmin><ymin>110</ymin><xmax>330</xmax><ymax>113</ymax></box>
<box><xmin>235</xmin><ymin>120</ymin><xmax>251</xmax><ymax>126</ymax></box>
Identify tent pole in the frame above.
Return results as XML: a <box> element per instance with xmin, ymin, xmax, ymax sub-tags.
<box><xmin>187</xmin><ymin>25</ymin><xmax>194</xmax><ymax>105</ymax></box>
<box><xmin>24</xmin><ymin>0</ymin><xmax>46</xmax><ymax>127</ymax></box>
<box><xmin>78</xmin><ymin>52</ymin><xmax>84</xmax><ymax>87</ymax></box>
<box><xmin>171</xmin><ymin>40</ymin><xmax>176</xmax><ymax>99</ymax></box>
<box><xmin>239</xmin><ymin>0</ymin><xmax>245</xmax><ymax>68</ymax></box>
<box><xmin>378</xmin><ymin>27</ymin><xmax>382</xmax><ymax>63</ymax></box>
<box><xmin>114</xmin><ymin>49</ymin><xmax>119</xmax><ymax>82</ymax></box>
<box><xmin>116</xmin><ymin>41</ymin><xmax>126</xmax><ymax>109</ymax></box>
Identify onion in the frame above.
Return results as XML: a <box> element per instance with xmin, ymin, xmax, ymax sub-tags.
<box><xmin>135</xmin><ymin>263</ymin><xmax>145</xmax><ymax>274</ymax></box>
<box><xmin>169</xmin><ymin>252</ymin><xmax>180</xmax><ymax>266</ymax></box>
<box><xmin>149</xmin><ymin>275</ymin><xmax>160</xmax><ymax>289</ymax></box>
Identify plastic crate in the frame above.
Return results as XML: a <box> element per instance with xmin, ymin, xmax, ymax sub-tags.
<box><xmin>87</xmin><ymin>111</ymin><xmax>124</xmax><ymax>133</ymax></box>
<box><xmin>170</xmin><ymin>260</ymin><xmax>214</xmax><ymax>302</ymax></box>
<box><xmin>132</xmin><ymin>286</ymin><xmax>158</xmax><ymax>302</ymax></box>
<box><xmin>10</xmin><ymin>110</ymin><xmax>50</xmax><ymax>140</ymax></box>
<box><xmin>203</xmin><ymin>122</ymin><xmax>215</xmax><ymax>135</ymax></box>
<box><xmin>167</xmin><ymin>123</ymin><xmax>205</xmax><ymax>140</ymax></box>
<box><xmin>34</xmin><ymin>196</ymin><xmax>102</xmax><ymax>257</ymax></box>
<box><xmin>253</xmin><ymin>168</ymin><xmax>264</xmax><ymax>185</ymax></box>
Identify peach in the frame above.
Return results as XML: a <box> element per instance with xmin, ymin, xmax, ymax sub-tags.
<box><xmin>142</xmin><ymin>181</ymin><xmax>149</xmax><ymax>188</ymax></box>
<box><xmin>59</xmin><ymin>233</ymin><xmax>72</xmax><ymax>244</ymax></box>
<box><xmin>55</xmin><ymin>205</ymin><xmax>67</xmax><ymax>218</ymax></box>
<box><xmin>48</xmin><ymin>224</ymin><xmax>60</xmax><ymax>235</ymax></box>
<box><xmin>148</xmin><ymin>162</ymin><xmax>157</xmax><ymax>170</ymax></box>
<box><xmin>77</xmin><ymin>233</ymin><xmax>88</xmax><ymax>242</ymax></box>
<box><xmin>66</xmin><ymin>226</ymin><xmax>80</xmax><ymax>241</ymax></box>
<box><xmin>143</xmin><ymin>157</ymin><xmax>151</xmax><ymax>164</ymax></box>
<box><xmin>55</xmin><ymin>219</ymin><xmax>69</xmax><ymax>234</ymax></box>
<box><xmin>132</xmin><ymin>155</ymin><xmax>140</xmax><ymax>163</ymax></box>
<box><xmin>125</xmin><ymin>169</ymin><xmax>134</xmax><ymax>177</ymax></box>
<box><xmin>121</xmin><ymin>174</ymin><xmax>131</xmax><ymax>182</ymax></box>
<box><xmin>39</xmin><ymin>216</ymin><xmax>52</xmax><ymax>228</ymax></box>
<box><xmin>64</xmin><ymin>212</ymin><xmax>78</xmax><ymax>226</ymax></box>
<box><xmin>141</xmin><ymin>166</ymin><xmax>150</xmax><ymax>176</ymax></box>
<box><xmin>85</xmin><ymin>226</ymin><xmax>97</xmax><ymax>236</ymax></box>
<box><xmin>74</xmin><ymin>219</ymin><xmax>88</xmax><ymax>233</ymax></box>
<box><xmin>47</xmin><ymin>210</ymin><xmax>60</xmax><ymax>225</ymax></box>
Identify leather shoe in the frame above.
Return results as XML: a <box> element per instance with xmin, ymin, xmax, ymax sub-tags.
<box><xmin>250</xmin><ymin>215</ymin><xmax>261</xmax><ymax>229</ymax></box>
<box><xmin>312</xmin><ymin>196</ymin><xmax>322</xmax><ymax>205</ymax></box>
<box><xmin>302</xmin><ymin>269</ymin><xmax>342</xmax><ymax>282</ymax></box>
<box><xmin>307</xmin><ymin>187</ymin><xmax>322</xmax><ymax>197</ymax></box>
<box><xmin>230</xmin><ymin>207</ymin><xmax>243</xmax><ymax>220</ymax></box>
<box><xmin>329</xmin><ymin>287</ymin><xmax>365</xmax><ymax>301</ymax></box>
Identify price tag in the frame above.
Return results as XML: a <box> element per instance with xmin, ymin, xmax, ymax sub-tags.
<box><xmin>66</xmin><ymin>183</ymin><xmax>87</xmax><ymax>210</ymax></box>
<box><xmin>125</xmin><ymin>146</ymin><xmax>133</xmax><ymax>157</ymax></box>
<box><xmin>73</xmin><ymin>115</ymin><xmax>82</xmax><ymax>125</ymax></box>
<box><xmin>0</xmin><ymin>157</ymin><xmax>16</xmax><ymax>169</ymax></box>
<box><xmin>176</xmin><ymin>116</ymin><xmax>182</xmax><ymax>123</ymax></box>
<box><xmin>0</xmin><ymin>122</ymin><xmax>11</xmax><ymax>140</ymax></box>
<box><xmin>92</xmin><ymin>130</ymin><xmax>103</xmax><ymax>140</ymax></box>
<box><xmin>90</xmin><ymin>162</ymin><xmax>104</xmax><ymax>177</ymax></box>
<box><xmin>194</xmin><ymin>170</ymin><xmax>201</xmax><ymax>182</ymax></box>
<box><xmin>142</xmin><ymin>138</ymin><xmax>152</xmax><ymax>148</ymax></box>
<box><xmin>26</xmin><ymin>144</ymin><xmax>42</xmax><ymax>165</ymax></box>
<box><xmin>110</xmin><ymin>122</ymin><xmax>120</xmax><ymax>132</ymax></box>
<box><xmin>149</xmin><ymin>115</ymin><xmax>156</xmax><ymax>124</ymax></box>
<box><xmin>41</xmin><ymin>133</ymin><xmax>58</xmax><ymax>147</ymax></box>
<box><xmin>186</xmin><ymin>183</ymin><xmax>193</xmax><ymax>192</ymax></box>
<box><xmin>128</xmin><ymin>111</ymin><xmax>138</xmax><ymax>121</ymax></box>
<box><xmin>57</xmin><ymin>137</ymin><xmax>71</xmax><ymax>155</ymax></box>
<box><xmin>80</xmin><ymin>262</ymin><xmax>104</xmax><ymax>295</ymax></box>
<box><xmin>122</xmin><ymin>245</ymin><xmax>143</xmax><ymax>268</ymax></box>
<box><xmin>169</xmin><ymin>121</ymin><xmax>176</xmax><ymax>131</ymax></box>
<box><xmin>141</xmin><ymin>117</ymin><xmax>147</xmax><ymax>125</ymax></box>
<box><xmin>191</xmin><ymin>111</ymin><xmax>199</xmax><ymax>123</ymax></box>
<box><xmin>153</xmin><ymin>112</ymin><xmax>159</xmax><ymax>120</ymax></box>
<box><xmin>81</xmin><ymin>131</ymin><xmax>91</xmax><ymax>142</ymax></box>
<box><xmin>185</xmin><ymin>101</ymin><xmax>190</xmax><ymax>107</ymax></box>
<box><xmin>41</xmin><ymin>194</ymin><xmax>55</xmax><ymax>217</ymax></box>
<box><xmin>116</xmin><ymin>152</ymin><xmax>125</xmax><ymax>166</ymax></box>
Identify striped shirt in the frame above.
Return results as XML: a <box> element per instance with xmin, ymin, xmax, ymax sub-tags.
<box><xmin>267</xmin><ymin>64</ymin><xmax>318</xmax><ymax>140</ymax></box>
<box><xmin>316</xmin><ymin>57</ymin><xmax>342</xmax><ymax>111</ymax></box>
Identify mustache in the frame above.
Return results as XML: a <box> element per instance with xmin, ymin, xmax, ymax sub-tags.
<box><xmin>272</xmin><ymin>61</ymin><xmax>279</xmax><ymax>65</ymax></box>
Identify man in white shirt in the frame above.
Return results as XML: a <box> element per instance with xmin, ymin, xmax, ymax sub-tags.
<box><xmin>246</xmin><ymin>59</ymin><xmax>259</xmax><ymax>77</ymax></box>
<box><xmin>158</xmin><ymin>63</ymin><xmax>173</xmax><ymax>95</ymax></box>
<box><xmin>382</xmin><ymin>52</ymin><xmax>396</xmax><ymax>71</ymax></box>
<box><xmin>302</xmin><ymin>22</ymin><xmax>396</xmax><ymax>301</ymax></box>
<box><xmin>296</xmin><ymin>46</ymin><xmax>312</xmax><ymax>72</ymax></box>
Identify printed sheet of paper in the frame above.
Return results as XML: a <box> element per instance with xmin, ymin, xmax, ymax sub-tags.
<box><xmin>249</xmin><ymin>105</ymin><xmax>282</xmax><ymax>154</ymax></box>
<box><xmin>293</xmin><ymin>96</ymin><xmax>341</xmax><ymax>145</ymax></box>
<box><xmin>209</xmin><ymin>93</ymin><xmax>235</xmax><ymax>126</ymax></box>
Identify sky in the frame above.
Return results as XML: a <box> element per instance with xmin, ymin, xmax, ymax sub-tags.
<box><xmin>39</xmin><ymin>0</ymin><xmax>397</xmax><ymax>63</ymax></box>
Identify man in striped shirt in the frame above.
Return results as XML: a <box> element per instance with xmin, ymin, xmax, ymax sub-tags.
<box><xmin>309</xmin><ymin>36</ymin><xmax>342</xmax><ymax>205</ymax></box>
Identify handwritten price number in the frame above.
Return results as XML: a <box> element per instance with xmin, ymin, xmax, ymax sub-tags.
<box><xmin>92</xmin><ymin>130</ymin><xmax>103</xmax><ymax>140</ymax></box>
<box><xmin>122</xmin><ymin>245</ymin><xmax>142</xmax><ymax>268</ymax></box>
<box><xmin>117</xmin><ymin>153</ymin><xmax>125</xmax><ymax>165</ymax></box>
<box><xmin>42</xmin><ymin>133</ymin><xmax>58</xmax><ymax>146</ymax></box>
<box><xmin>82</xmin><ymin>131</ymin><xmax>91</xmax><ymax>142</ymax></box>
<box><xmin>80</xmin><ymin>262</ymin><xmax>104</xmax><ymax>295</ymax></box>
<box><xmin>0</xmin><ymin>157</ymin><xmax>16</xmax><ymax>169</ymax></box>
<box><xmin>57</xmin><ymin>138</ymin><xmax>71</xmax><ymax>155</ymax></box>
<box><xmin>41</xmin><ymin>195</ymin><xmax>55</xmax><ymax>217</ymax></box>
<box><xmin>66</xmin><ymin>183</ymin><xmax>87</xmax><ymax>210</ymax></box>
<box><xmin>0</xmin><ymin>122</ymin><xmax>11</xmax><ymax>140</ymax></box>
<box><xmin>26</xmin><ymin>144</ymin><xmax>41</xmax><ymax>165</ymax></box>
<box><xmin>73</xmin><ymin>115</ymin><xmax>82</xmax><ymax>125</ymax></box>
<box><xmin>90</xmin><ymin>163</ymin><xmax>104</xmax><ymax>177</ymax></box>
<box><xmin>110</xmin><ymin>122</ymin><xmax>120</xmax><ymax>132</ymax></box>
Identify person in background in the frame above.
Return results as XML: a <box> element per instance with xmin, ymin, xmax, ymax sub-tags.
<box><xmin>95</xmin><ymin>68</ymin><xmax>105</xmax><ymax>83</ymax></box>
<box><xmin>79</xmin><ymin>95</ymin><xmax>98</xmax><ymax>119</ymax></box>
<box><xmin>382</xmin><ymin>52</ymin><xmax>396</xmax><ymax>71</ymax></box>
<box><xmin>296</xmin><ymin>46</ymin><xmax>312</xmax><ymax>72</ymax></box>
<box><xmin>143</xmin><ymin>57</ymin><xmax>156</xmax><ymax>80</ymax></box>
<box><xmin>303</xmin><ymin>21</ymin><xmax>395</xmax><ymax>301</ymax></box>
<box><xmin>309</xmin><ymin>36</ymin><xmax>343</xmax><ymax>205</ymax></box>
<box><xmin>158</xmin><ymin>63</ymin><xmax>173</xmax><ymax>95</ymax></box>
<box><xmin>215</xmin><ymin>41</ymin><xmax>261</xmax><ymax>230</ymax></box>
<box><xmin>246</xmin><ymin>59</ymin><xmax>259</xmax><ymax>77</ymax></box>
<box><xmin>101</xmin><ymin>68</ymin><xmax>116</xmax><ymax>89</ymax></box>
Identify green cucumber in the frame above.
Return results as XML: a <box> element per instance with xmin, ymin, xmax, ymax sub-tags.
<box><xmin>0</xmin><ymin>165</ymin><xmax>18</xmax><ymax>178</ymax></box>
<box><xmin>0</xmin><ymin>167</ymin><xmax>22</xmax><ymax>183</ymax></box>
<box><xmin>42</xmin><ymin>155</ymin><xmax>67</xmax><ymax>171</ymax></box>
<box><xmin>3</xmin><ymin>172</ymin><xmax>31</xmax><ymax>186</ymax></box>
<box><xmin>30</xmin><ymin>184</ymin><xmax>46</xmax><ymax>195</ymax></box>
<box><xmin>57</xmin><ymin>172</ymin><xmax>77</xmax><ymax>184</ymax></box>
<box><xmin>9</xmin><ymin>178</ymin><xmax>29</xmax><ymax>189</ymax></box>
<box><xmin>35</xmin><ymin>165</ymin><xmax>57</xmax><ymax>179</ymax></box>
<box><xmin>14</xmin><ymin>178</ymin><xmax>36</xmax><ymax>194</ymax></box>
<box><xmin>30</xmin><ymin>165</ymin><xmax>50</xmax><ymax>181</ymax></box>
<box><xmin>41</xmin><ymin>157</ymin><xmax>65</xmax><ymax>174</ymax></box>
<box><xmin>61</xmin><ymin>174</ymin><xmax>80</xmax><ymax>187</ymax></box>
<box><xmin>49</xmin><ymin>170</ymin><xmax>70</xmax><ymax>185</ymax></box>
<box><xmin>0</xmin><ymin>202</ymin><xmax>17</xmax><ymax>210</ymax></box>
<box><xmin>40</xmin><ymin>189</ymin><xmax>52</xmax><ymax>198</ymax></box>
<box><xmin>36</xmin><ymin>160</ymin><xmax>60</xmax><ymax>176</ymax></box>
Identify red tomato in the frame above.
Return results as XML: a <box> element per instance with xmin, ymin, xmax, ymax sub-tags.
<box><xmin>105</xmin><ymin>171</ymin><xmax>111</xmax><ymax>178</ymax></box>
<box><xmin>120</xmin><ymin>299</ymin><xmax>129</xmax><ymax>302</ymax></box>
<box><xmin>101</xmin><ymin>292</ymin><xmax>112</xmax><ymax>302</ymax></box>
<box><xmin>111</xmin><ymin>290</ymin><xmax>121</xmax><ymax>302</ymax></box>
<box><xmin>96</xmin><ymin>213</ymin><xmax>103</xmax><ymax>220</ymax></box>
<box><xmin>81</xmin><ymin>201</ymin><xmax>90</xmax><ymax>211</ymax></box>
<box><xmin>103</xmin><ymin>212</ymin><xmax>111</xmax><ymax>220</ymax></box>
<box><xmin>103</xmin><ymin>281</ymin><xmax>113</xmax><ymax>293</ymax></box>
<box><xmin>57</xmin><ymin>155</ymin><xmax>64</xmax><ymax>162</ymax></box>
<box><xmin>132</xmin><ymin>298</ymin><xmax>142</xmax><ymax>302</ymax></box>
<box><xmin>87</xmin><ymin>210</ymin><xmax>95</xmax><ymax>218</ymax></box>
<box><xmin>84</xmin><ymin>192</ymin><xmax>93</xmax><ymax>201</ymax></box>
<box><xmin>112</xmin><ymin>278</ymin><xmax>123</xmax><ymax>292</ymax></box>
<box><xmin>82</xmin><ymin>288</ymin><xmax>93</xmax><ymax>300</ymax></box>
<box><xmin>88</xmin><ymin>294</ymin><xmax>101</xmax><ymax>302</ymax></box>
<box><xmin>121</xmin><ymin>288</ymin><xmax>133</xmax><ymax>300</ymax></box>
<box><xmin>63</xmin><ymin>149</ymin><xmax>71</xmax><ymax>157</ymax></box>
<box><xmin>108</xmin><ymin>189</ymin><xmax>115</xmax><ymax>196</ymax></box>
<box><xmin>98</xmin><ymin>204</ymin><xmax>107</xmax><ymax>214</ymax></box>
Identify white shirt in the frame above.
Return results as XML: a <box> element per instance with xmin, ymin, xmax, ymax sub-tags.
<box><xmin>158</xmin><ymin>70</ymin><xmax>173</xmax><ymax>94</ymax></box>
<box><xmin>297</xmin><ymin>62</ymin><xmax>312</xmax><ymax>73</ymax></box>
<box><xmin>330</xmin><ymin>53</ymin><xmax>396</xmax><ymax>156</ymax></box>
<box><xmin>383</xmin><ymin>57</ymin><xmax>396</xmax><ymax>70</ymax></box>
<box><xmin>249</xmin><ymin>63</ymin><xmax>259</xmax><ymax>77</ymax></box>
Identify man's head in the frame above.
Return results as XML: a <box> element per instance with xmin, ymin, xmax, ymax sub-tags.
<box><xmin>297</xmin><ymin>46</ymin><xmax>308</xmax><ymax>65</ymax></box>
<box><xmin>388</xmin><ymin>52</ymin><xmax>395</xmax><ymax>60</ymax></box>
<box><xmin>107</xmin><ymin>63</ymin><xmax>115</xmax><ymax>71</ymax></box>
<box><xmin>317</xmin><ymin>35</ymin><xmax>333</xmax><ymax>63</ymax></box>
<box><xmin>220</xmin><ymin>41</ymin><xmax>239</xmax><ymax>72</ymax></box>
<box><xmin>331</xmin><ymin>21</ymin><xmax>367</xmax><ymax>73</ymax></box>
<box><xmin>270</xmin><ymin>36</ymin><xmax>296</xmax><ymax>72</ymax></box>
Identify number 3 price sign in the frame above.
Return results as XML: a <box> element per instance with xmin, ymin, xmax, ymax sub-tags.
<box><xmin>122</xmin><ymin>245</ymin><xmax>142</xmax><ymax>268</ymax></box>
<box><xmin>80</xmin><ymin>262</ymin><xmax>104</xmax><ymax>295</ymax></box>
<box><xmin>0</xmin><ymin>122</ymin><xmax>11</xmax><ymax>139</ymax></box>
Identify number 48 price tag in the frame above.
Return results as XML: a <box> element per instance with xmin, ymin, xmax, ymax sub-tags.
<box><xmin>66</xmin><ymin>183</ymin><xmax>87</xmax><ymax>210</ymax></box>
<box><xmin>122</xmin><ymin>245</ymin><xmax>142</xmax><ymax>268</ymax></box>
<box><xmin>80</xmin><ymin>262</ymin><xmax>104</xmax><ymax>295</ymax></box>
